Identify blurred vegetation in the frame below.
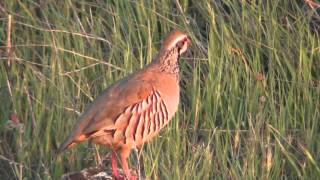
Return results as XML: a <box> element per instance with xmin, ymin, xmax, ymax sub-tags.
<box><xmin>0</xmin><ymin>0</ymin><xmax>319</xmax><ymax>179</ymax></box>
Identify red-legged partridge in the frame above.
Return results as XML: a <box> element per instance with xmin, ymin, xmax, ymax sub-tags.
<box><xmin>58</xmin><ymin>29</ymin><xmax>190</xmax><ymax>180</ymax></box>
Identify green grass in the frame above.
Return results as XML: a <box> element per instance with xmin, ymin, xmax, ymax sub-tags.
<box><xmin>1</xmin><ymin>0</ymin><xmax>319</xmax><ymax>179</ymax></box>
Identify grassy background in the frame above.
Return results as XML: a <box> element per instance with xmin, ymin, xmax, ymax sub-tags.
<box><xmin>0</xmin><ymin>0</ymin><xmax>319</xmax><ymax>179</ymax></box>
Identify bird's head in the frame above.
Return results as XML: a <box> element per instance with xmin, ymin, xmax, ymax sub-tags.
<box><xmin>161</xmin><ymin>29</ymin><xmax>190</xmax><ymax>56</ymax></box>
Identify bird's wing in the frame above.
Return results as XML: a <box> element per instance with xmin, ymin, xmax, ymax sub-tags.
<box><xmin>58</xmin><ymin>71</ymin><xmax>157</xmax><ymax>151</ymax></box>
<box><xmin>81</xmin><ymin>77</ymin><xmax>155</xmax><ymax>135</ymax></box>
<box><xmin>89</xmin><ymin>87</ymin><xmax>170</xmax><ymax>145</ymax></box>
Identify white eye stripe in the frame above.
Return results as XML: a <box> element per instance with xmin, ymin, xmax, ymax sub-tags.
<box><xmin>165</xmin><ymin>36</ymin><xmax>188</xmax><ymax>50</ymax></box>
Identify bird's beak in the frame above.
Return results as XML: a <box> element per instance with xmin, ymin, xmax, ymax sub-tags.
<box><xmin>186</xmin><ymin>37</ymin><xmax>191</xmax><ymax>45</ymax></box>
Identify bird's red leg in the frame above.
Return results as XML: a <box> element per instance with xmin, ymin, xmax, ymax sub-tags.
<box><xmin>111</xmin><ymin>151</ymin><xmax>120</xmax><ymax>179</ymax></box>
<box><xmin>120</xmin><ymin>150</ymin><xmax>136</xmax><ymax>180</ymax></box>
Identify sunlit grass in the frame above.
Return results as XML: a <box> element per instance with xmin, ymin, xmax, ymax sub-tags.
<box><xmin>0</xmin><ymin>0</ymin><xmax>319</xmax><ymax>179</ymax></box>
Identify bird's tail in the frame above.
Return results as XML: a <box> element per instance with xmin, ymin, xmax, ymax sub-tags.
<box><xmin>57</xmin><ymin>135</ymin><xmax>76</xmax><ymax>154</ymax></box>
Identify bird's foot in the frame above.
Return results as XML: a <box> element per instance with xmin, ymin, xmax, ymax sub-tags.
<box><xmin>124</xmin><ymin>174</ymin><xmax>137</xmax><ymax>180</ymax></box>
<box><xmin>124</xmin><ymin>171</ymin><xmax>137</xmax><ymax>180</ymax></box>
<box><xmin>128</xmin><ymin>175</ymin><xmax>137</xmax><ymax>180</ymax></box>
<box><xmin>112</xmin><ymin>169</ymin><xmax>137</xmax><ymax>180</ymax></box>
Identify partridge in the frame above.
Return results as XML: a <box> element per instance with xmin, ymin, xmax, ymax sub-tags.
<box><xmin>58</xmin><ymin>29</ymin><xmax>190</xmax><ymax>180</ymax></box>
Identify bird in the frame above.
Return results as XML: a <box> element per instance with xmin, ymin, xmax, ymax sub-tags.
<box><xmin>58</xmin><ymin>29</ymin><xmax>190</xmax><ymax>180</ymax></box>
